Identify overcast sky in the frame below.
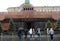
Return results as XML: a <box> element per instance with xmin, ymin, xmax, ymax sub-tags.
<box><xmin>0</xmin><ymin>0</ymin><xmax>60</xmax><ymax>12</ymax></box>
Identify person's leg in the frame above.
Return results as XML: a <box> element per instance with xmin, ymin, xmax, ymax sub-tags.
<box><xmin>17</xmin><ymin>32</ymin><xmax>21</xmax><ymax>39</ymax></box>
<box><xmin>38</xmin><ymin>33</ymin><xmax>40</xmax><ymax>41</ymax></box>
<box><xmin>25</xmin><ymin>33</ymin><xmax>27</xmax><ymax>39</ymax></box>
<box><xmin>19</xmin><ymin>34</ymin><xmax>21</xmax><ymax>39</ymax></box>
<box><xmin>30</xmin><ymin>34</ymin><xmax>32</xmax><ymax>41</ymax></box>
<box><xmin>50</xmin><ymin>34</ymin><xmax>53</xmax><ymax>41</ymax></box>
<box><xmin>51</xmin><ymin>34</ymin><xmax>53</xmax><ymax>41</ymax></box>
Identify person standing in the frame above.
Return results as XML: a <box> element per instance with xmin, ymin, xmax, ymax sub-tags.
<box><xmin>17</xmin><ymin>30</ymin><xmax>22</xmax><ymax>39</ymax></box>
<box><xmin>17</xmin><ymin>27</ymin><xmax>23</xmax><ymax>40</ymax></box>
<box><xmin>32</xmin><ymin>28</ymin><xmax>35</xmax><ymax>40</ymax></box>
<box><xmin>24</xmin><ymin>29</ymin><xmax>28</xmax><ymax>39</ymax></box>
<box><xmin>49</xmin><ymin>28</ymin><xmax>54</xmax><ymax>41</ymax></box>
<box><xmin>37</xmin><ymin>28</ymin><xmax>41</xmax><ymax>41</ymax></box>
<box><xmin>29</xmin><ymin>28</ymin><xmax>33</xmax><ymax>41</ymax></box>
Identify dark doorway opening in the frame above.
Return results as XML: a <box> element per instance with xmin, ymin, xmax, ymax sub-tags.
<box><xmin>25</xmin><ymin>22</ymin><xmax>32</xmax><ymax>29</ymax></box>
<box><xmin>24</xmin><ymin>22</ymin><xmax>34</xmax><ymax>29</ymax></box>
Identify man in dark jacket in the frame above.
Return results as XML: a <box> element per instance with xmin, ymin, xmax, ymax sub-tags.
<box><xmin>17</xmin><ymin>27</ymin><xmax>23</xmax><ymax>40</ymax></box>
<box><xmin>18</xmin><ymin>30</ymin><xmax>22</xmax><ymax>39</ymax></box>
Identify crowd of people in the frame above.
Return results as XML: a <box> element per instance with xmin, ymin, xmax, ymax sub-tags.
<box><xmin>17</xmin><ymin>27</ymin><xmax>54</xmax><ymax>41</ymax></box>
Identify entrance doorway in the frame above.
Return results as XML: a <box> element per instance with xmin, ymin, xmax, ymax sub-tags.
<box><xmin>26</xmin><ymin>22</ymin><xmax>31</xmax><ymax>29</ymax></box>
<box><xmin>24</xmin><ymin>22</ymin><xmax>34</xmax><ymax>30</ymax></box>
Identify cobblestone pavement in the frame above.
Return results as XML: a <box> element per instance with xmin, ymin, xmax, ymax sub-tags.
<box><xmin>0</xmin><ymin>34</ymin><xmax>60</xmax><ymax>41</ymax></box>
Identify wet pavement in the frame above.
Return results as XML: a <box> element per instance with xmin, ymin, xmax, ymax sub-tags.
<box><xmin>0</xmin><ymin>34</ymin><xmax>60</xmax><ymax>41</ymax></box>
